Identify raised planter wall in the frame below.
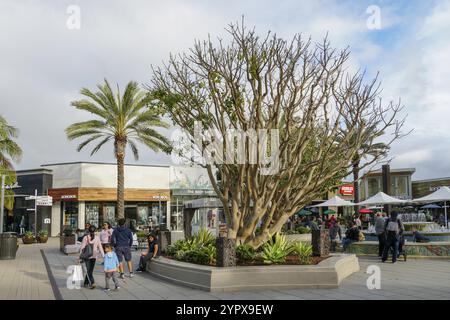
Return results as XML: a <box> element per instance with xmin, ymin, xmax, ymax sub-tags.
<box><xmin>346</xmin><ymin>241</ymin><xmax>450</xmax><ymax>257</ymax></box>
<box><xmin>147</xmin><ymin>254</ymin><xmax>360</xmax><ymax>292</ymax></box>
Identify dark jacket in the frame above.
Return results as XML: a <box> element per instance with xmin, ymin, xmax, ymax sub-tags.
<box><xmin>111</xmin><ymin>226</ymin><xmax>133</xmax><ymax>248</ymax></box>
<box><xmin>345</xmin><ymin>226</ymin><xmax>360</xmax><ymax>241</ymax></box>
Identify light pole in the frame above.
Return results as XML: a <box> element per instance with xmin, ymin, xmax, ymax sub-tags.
<box><xmin>0</xmin><ymin>174</ymin><xmax>5</xmax><ymax>234</ymax></box>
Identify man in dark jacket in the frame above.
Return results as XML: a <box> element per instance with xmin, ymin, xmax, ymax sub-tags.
<box><xmin>111</xmin><ymin>219</ymin><xmax>134</xmax><ymax>279</ymax></box>
<box><xmin>342</xmin><ymin>222</ymin><xmax>360</xmax><ymax>252</ymax></box>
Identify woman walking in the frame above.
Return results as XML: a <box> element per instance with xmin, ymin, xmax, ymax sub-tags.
<box><xmin>80</xmin><ymin>226</ymin><xmax>104</xmax><ymax>289</ymax></box>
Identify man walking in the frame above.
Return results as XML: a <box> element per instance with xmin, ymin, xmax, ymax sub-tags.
<box><xmin>382</xmin><ymin>212</ymin><xmax>404</xmax><ymax>263</ymax></box>
<box><xmin>111</xmin><ymin>218</ymin><xmax>134</xmax><ymax>279</ymax></box>
<box><xmin>374</xmin><ymin>213</ymin><xmax>386</xmax><ymax>257</ymax></box>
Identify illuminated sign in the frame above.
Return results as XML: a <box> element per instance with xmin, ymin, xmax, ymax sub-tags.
<box><xmin>339</xmin><ymin>185</ymin><xmax>354</xmax><ymax>196</ymax></box>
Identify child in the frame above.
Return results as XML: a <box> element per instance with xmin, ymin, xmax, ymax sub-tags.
<box><xmin>103</xmin><ymin>244</ymin><xmax>120</xmax><ymax>292</ymax></box>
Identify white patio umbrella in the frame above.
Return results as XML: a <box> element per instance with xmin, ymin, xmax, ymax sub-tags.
<box><xmin>356</xmin><ymin>192</ymin><xmax>407</xmax><ymax>206</ymax></box>
<box><xmin>413</xmin><ymin>186</ymin><xmax>450</xmax><ymax>229</ymax></box>
<box><xmin>312</xmin><ymin>195</ymin><xmax>356</xmax><ymax>207</ymax></box>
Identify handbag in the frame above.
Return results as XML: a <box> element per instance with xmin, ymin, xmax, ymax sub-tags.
<box><xmin>80</xmin><ymin>243</ymin><xmax>94</xmax><ymax>261</ymax></box>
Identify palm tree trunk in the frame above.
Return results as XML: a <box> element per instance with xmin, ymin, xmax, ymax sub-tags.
<box><xmin>353</xmin><ymin>161</ymin><xmax>360</xmax><ymax>216</ymax></box>
<box><xmin>116</xmin><ymin>139</ymin><xmax>126</xmax><ymax>220</ymax></box>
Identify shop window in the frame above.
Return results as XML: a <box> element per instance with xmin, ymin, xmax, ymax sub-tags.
<box><xmin>86</xmin><ymin>203</ymin><xmax>100</xmax><ymax>227</ymax></box>
<box><xmin>103</xmin><ymin>204</ymin><xmax>116</xmax><ymax>226</ymax></box>
<box><xmin>137</xmin><ymin>206</ymin><xmax>149</xmax><ymax>226</ymax></box>
<box><xmin>63</xmin><ymin>202</ymin><xmax>78</xmax><ymax>230</ymax></box>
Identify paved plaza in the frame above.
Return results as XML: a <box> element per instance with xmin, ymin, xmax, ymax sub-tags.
<box><xmin>1</xmin><ymin>237</ymin><xmax>450</xmax><ymax>300</ymax></box>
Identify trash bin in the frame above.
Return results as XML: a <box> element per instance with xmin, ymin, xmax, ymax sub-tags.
<box><xmin>0</xmin><ymin>232</ymin><xmax>19</xmax><ymax>260</ymax></box>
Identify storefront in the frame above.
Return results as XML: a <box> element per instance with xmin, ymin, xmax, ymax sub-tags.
<box><xmin>169</xmin><ymin>166</ymin><xmax>217</xmax><ymax>233</ymax></box>
<box><xmin>43</xmin><ymin>162</ymin><xmax>171</xmax><ymax>236</ymax></box>
<box><xmin>9</xmin><ymin>169</ymin><xmax>53</xmax><ymax>234</ymax></box>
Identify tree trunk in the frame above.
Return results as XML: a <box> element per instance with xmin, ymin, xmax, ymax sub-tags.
<box><xmin>353</xmin><ymin>161</ymin><xmax>360</xmax><ymax>216</ymax></box>
<box><xmin>116</xmin><ymin>139</ymin><xmax>126</xmax><ymax>220</ymax></box>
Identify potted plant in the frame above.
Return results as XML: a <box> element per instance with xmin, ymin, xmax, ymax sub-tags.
<box><xmin>37</xmin><ymin>230</ymin><xmax>48</xmax><ymax>243</ymax></box>
<box><xmin>22</xmin><ymin>231</ymin><xmax>35</xmax><ymax>244</ymax></box>
<box><xmin>60</xmin><ymin>227</ymin><xmax>76</xmax><ymax>252</ymax></box>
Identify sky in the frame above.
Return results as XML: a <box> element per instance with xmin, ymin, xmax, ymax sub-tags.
<box><xmin>1</xmin><ymin>0</ymin><xmax>449</xmax><ymax>180</ymax></box>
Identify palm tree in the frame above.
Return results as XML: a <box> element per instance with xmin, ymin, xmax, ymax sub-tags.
<box><xmin>0</xmin><ymin>115</ymin><xmax>22</xmax><ymax>211</ymax></box>
<box><xmin>66</xmin><ymin>80</ymin><xmax>171</xmax><ymax>219</ymax></box>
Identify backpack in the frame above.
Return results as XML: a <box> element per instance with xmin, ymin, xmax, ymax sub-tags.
<box><xmin>80</xmin><ymin>243</ymin><xmax>94</xmax><ymax>261</ymax></box>
<box><xmin>386</xmin><ymin>218</ymin><xmax>400</xmax><ymax>234</ymax></box>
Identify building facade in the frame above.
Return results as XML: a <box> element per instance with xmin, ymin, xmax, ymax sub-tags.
<box><xmin>359</xmin><ymin>168</ymin><xmax>415</xmax><ymax>201</ymax></box>
<box><xmin>8</xmin><ymin>169</ymin><xmax>53</xmax><ymax>234</ymax></box>
<box><xmin>412</xmin><ymin>177</ymin><xmax>450</xmax><ymax>198</ymax></box>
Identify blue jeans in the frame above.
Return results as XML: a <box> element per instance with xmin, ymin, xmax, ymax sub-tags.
<box><xmin>382</xmin><ymin>233</ymin><xmax>399</xmax><ymax>262</ymax></box>
<box><xmin>342</xmin><ymin>238</ymin><xmax>356</xmax><ymax>252</ymax></box>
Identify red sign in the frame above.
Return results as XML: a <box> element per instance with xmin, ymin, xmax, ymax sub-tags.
<box><xmin>339</xmin><ymin>184</ymin><xmax>354</xmax><ymax>196</ymax></box>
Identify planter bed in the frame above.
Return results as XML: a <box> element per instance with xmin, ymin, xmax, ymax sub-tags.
<box><xmin>147</xmin><ymin>254</ymin><xmax>359</xmax><ymax>292</ymax></box>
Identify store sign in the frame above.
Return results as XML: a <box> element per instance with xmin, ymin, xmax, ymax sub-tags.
<box><xmin>172</xmin><ymin>189</ymin><xmax>216</xmax><ymax>196</ymax></box>
<box><xmin>339</xmin><ymin>185</ymin><xmax>354</xmax><ymax>196</ymax></box>
<box><xmin>152</xmin><ymin>195</ymin><xmax>169</xmax><ymax>200</ymax></box>
<box><xmin>61</xmin><ymin>195</ymin><xmax>77</xmax><ymax>199</ymax></box>
<box><xmin>44</xmin><ymin>218</ymin><xmax>51</xmax><ymax>224</ymax></box>
<box><xmin>36</xmin><ymin>196</ymin><xmax>53</xmax><ymax>206</ymax></box>
<box><xmin>430</xmin><ymin>185</ymin><xmax>450</xmax><ymax>192</ymax></box>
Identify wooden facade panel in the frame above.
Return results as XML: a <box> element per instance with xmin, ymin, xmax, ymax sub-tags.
<box><xmin>49</xmin><ymin>188</ymin><xmax>170</xmax><ymax>202</ymax></box>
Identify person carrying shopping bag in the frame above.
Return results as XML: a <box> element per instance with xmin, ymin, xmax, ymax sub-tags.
<box><xmin>79</xmin><ymin>225</ymin><xmax>104</xmax><ymax>289</ymax></box>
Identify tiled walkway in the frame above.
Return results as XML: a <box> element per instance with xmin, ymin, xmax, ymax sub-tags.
<box><xmin>41</xmin><ymin>239</ymin><xmax>450</xmax><ymax>300</ymax></box>
<box><xmin>2</xmin><ymin>237</ymin><xmax>449</xmax><ymax>300</ymax></box>
<box><xmin>0</xmin><ymin>238</ymin><xmax>55</xmax><ymax>300</ymax></box>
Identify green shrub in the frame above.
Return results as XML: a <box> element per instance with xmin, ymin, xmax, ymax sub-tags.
<box><xmin>136</xmin><ymin>231</ymin><xmax>148</xmax><ymax>238</ymax></box>
<box><xmin>192</xmin><ymin>229</ymin><xmax>215</xmax><ymax>247</ymax></box>
<box><xmin>291</xmin><ymin>241</ymin><xmax>312</xmax><ymax>264</ymax></box>
<box><xmin>295</xmin><ymin>226</ymin><xmax>311</xmax><ymax>234</ymax></box>
<box><xmin>24</xmin><ymin>231</ymin><xmax>34</xmax><ymax>238</ymax></box>
<box><xmin>236</xmin><ymin>243</ymin><xmax>256</xmax><ymax>262</ymax></box>
<box><xmin>38</xmin><ymin>230</ymin><xmax>48</xmax><ymax>236</ymax></box>
<box><xmin>183</xmin><ymin>246</ymin><xmax>216</xmax><ymax>265</ymax></box>
<box><xmin>166</xmin><ymin>229</ymin><xmax>217</xmax><ymax>265</ymax></box>
<box><xmin>261</xmin><ymin>233</ymin><xmax>293</xmax><ymax>264</ymax></box>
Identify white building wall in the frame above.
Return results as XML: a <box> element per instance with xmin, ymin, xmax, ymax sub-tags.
<box><xmin>81</xmin><ymin>163</ymin><xmax>170</xmax><ymax>189</ymax></box>
<box><xmin>43</xmin><ymin>163</ymin><xmax>82</xmax><ymax>188</ymax></box>
<box><xmin>42</xmin><ymin>163</ymin><xmax>171</xmax><ymax>189</ymax></box>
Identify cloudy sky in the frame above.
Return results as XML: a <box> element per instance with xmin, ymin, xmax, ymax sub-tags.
<box><xmin>1</xmin><ymin>0</ymin><xmax>449</xmax><ymax>180</ymax></box>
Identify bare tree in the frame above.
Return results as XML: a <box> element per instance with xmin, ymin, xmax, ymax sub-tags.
<box><xmin>149</xmin><ymin>21</ymin><xmax>406</xmax><ymax>248</ymax></box>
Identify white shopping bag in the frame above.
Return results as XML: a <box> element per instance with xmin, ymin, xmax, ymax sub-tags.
<box><xmin>66</xmin><ymin>264</ymin><xmax>84</xmax><ymax>289</ymax></box>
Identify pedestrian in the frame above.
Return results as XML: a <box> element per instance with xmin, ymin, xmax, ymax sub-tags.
<box><xmin>382</xmin><ymin>212</ymin><xmax>405</xmax><ymax>263</ymax></box>
<box><xmin>374</xmin><ymin>213</ymin><xmax>386</xmax><ymax>257</ymax></box>
<box><xmin>412</xmin><ymin>227</ymin><xmax>430</xmax><ymax>243</ymax></box>
<box><xmin>309</xmin><ymin>216</ymin><xmax>319</xmax><ymax>231</ymax></box>
<box><xmin>19</xmin><ymin>215</ymin><xmax>26</xmax><ymax>235</ymax></box>
<box><xmin>111</xmin><ymin>218</ymin><xmax>134</xmax><ymax>279</ymax></box>
<box><xmin>79</xmin><ymin>225</ymin><xmax>104</xmax><ymax>289</ymax></box>
<box><xmin>355</xmin><ymin>215</ymin><xmax>362</xmax><ymax>230</ymax></box>
<box><xmin>136</xmin><ymin>233</ymin><xmax>159</xmax><ymax>272</ymax></box>
<box><xmin>100</xmin><ymin>222</ymin><xmax>113</xmax><ymax>251</ymax></box>
<box><xmin>329</xmin><ymin>220</ymin><xmax>342</xmax><ymax>252</ymax></box>
<box><xmin>342</xmin><ymin>222</ymin><xmax>360</xmax><ymax>252</ymax></box>
<box><xmin>103</xmin><ymin>244</ymin><xmax>120</xmax><ymax>292</ymax></box>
